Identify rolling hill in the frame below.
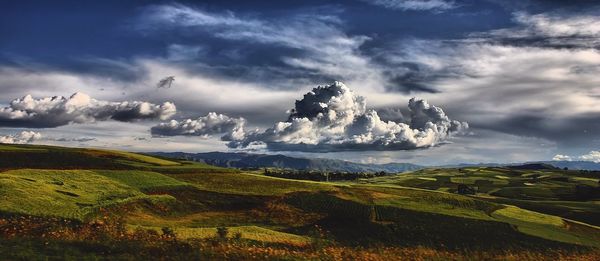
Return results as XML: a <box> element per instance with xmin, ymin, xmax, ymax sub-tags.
<box><xmin>0</xmin><ymin>144</ymin><xmax>599</xmax><ymax>260</ymax></box>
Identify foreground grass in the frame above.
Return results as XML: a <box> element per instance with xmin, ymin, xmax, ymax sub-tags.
<box><xmin>0</xmin><ymin>214</ymin><xmax>598</xmax><ymax>261</ymax></box>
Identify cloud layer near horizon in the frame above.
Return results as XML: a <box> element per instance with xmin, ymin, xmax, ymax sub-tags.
<box><xmin>153</xmin><ymin>82</ymin><xmax>467</xmax><ymax>152</ymax></box>
<box><xmin>0</xmin><ymin>92</ymin><xmax>176</xmax><ymax>128</ymax></box>
<box><xmin>0</xmin><ymin>131</ymin><xmax>42</xmax><ymax>144</ymax></box>
<box><xmin>553</xmin><ymin>151</ymin><xmax>600</xmax><ymax>163</ymax></box>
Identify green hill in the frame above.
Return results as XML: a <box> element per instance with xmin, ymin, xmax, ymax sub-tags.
<box><xmin>0</xmin><ymin>144</ymin><xmax>598</xmax><ymax>259</ymax></box>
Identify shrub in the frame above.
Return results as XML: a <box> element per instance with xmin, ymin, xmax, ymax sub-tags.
<box><xmin>216</xmin><ymin>227</ymin><xmax>228</xmax><ymax>240</ymax></box>
<box><xmin>161</xmin><ymin>227</ymin><xmax>176</xmax><ymax>240</ymax></box>
<box><xmin>233</xmin><ymin>232</ymin><xmax>242</xmax><ymax>240</ymax></box>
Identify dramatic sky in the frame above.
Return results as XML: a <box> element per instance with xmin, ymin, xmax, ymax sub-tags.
<box><xmin>1</xmin><ymin>0</ymin><xmax>599</xmax><ymax>165</ymax></box>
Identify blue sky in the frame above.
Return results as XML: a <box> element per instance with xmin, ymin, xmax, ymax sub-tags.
<box><xmin>1</xmin><ymin>0</ymin><xmax>599</xmax><ymax>165</ymax></box>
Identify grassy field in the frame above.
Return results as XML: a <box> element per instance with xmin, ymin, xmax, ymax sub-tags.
<box><xmin>0</xmin><ymin>169</ymin><xmax>146</xmax><ymax>220</ymax></box>
<box><xmin>0</xmin><ymin>144</ymin><xmax>599</xmax><ymax>259</ymax></box>
<box><xmin>93</xmin><ymin>170</ymin><xmax>189</xmax><ymax>191</ymax></box>
<box><xmin>361</xmin><ymin>165</ymin><xmax>600</xmax><ymax>226</ymax></box>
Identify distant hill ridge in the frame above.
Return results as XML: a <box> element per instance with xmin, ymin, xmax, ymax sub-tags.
<box><xmin>442</xmin><ymin>161</ymin><xmax>600</xmax><ymax>171</ymax></box>
<box><xmin>151</xmin><ymin>152</ymin><xmax>423</xmax><ymax>173</ymax></box>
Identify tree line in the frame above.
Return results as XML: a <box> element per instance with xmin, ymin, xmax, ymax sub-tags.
<box><xmin>263</xmin><ymin>168</ymin><xmax>388</xmax><ymax>181</ymax></box>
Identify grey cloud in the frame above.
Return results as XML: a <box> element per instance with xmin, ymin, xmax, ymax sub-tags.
<box><xmin>151</xmin><ymin>112</ymin><xmax>246</xmax><ymax>141</ymax></box>
<box><xmin>475</xmin><ymin>114</ymin><xmax>600</xmax><ymax>147</ymax></box>
<box><xmin>378</xmin><ymin>24</ymin><xmax>600</xmax><ymax>146</ymax></box>
<box><xmin>472</xmin><ymin>11</ymin><xmax>600</xmax><ymax>49</ymax></box>
<box><xmin>53</xmin><ymin>137</ymin><xmax>97</xmax><ymax>142</ymax></box>
<box><xmin>139</xmin><ymin>4</ymin><xmax>392</xmax><ymax>92</ymax></box>
<box><xmin>0</xmin><ymin>131</ymin><xmax>42</xmax><ymax>144</ymax></box>
<box><xmin>228</xmin><ymin>82</ymin><xmax>467</xmax><ymax>152</ymax></box>
<box><xmin>0</xmin><ymin>92</ymin><xmax>176</xmax><ymax>128</ymax></box>
<box><xmin>373</xmin><ymin>107</ymin><xmax>406</xmax><ymax>123</ymax></box>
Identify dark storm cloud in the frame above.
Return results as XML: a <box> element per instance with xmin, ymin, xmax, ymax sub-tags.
<box><xmin>0</xmin><ymin>92</ymin><xmax>176</xmax><ymax>128</ymax></box>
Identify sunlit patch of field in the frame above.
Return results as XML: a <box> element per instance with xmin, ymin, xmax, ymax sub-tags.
<box><xmin>170</xmin><ymin>172</ymin><xmax>337</xmax><ymax>196</ymax></box>
<box><xmin>492</xmin><ymin>206</ymin><xmax>600</xmax><ymax>248</ymax></box>
<box><xmin>83</xmin><ymin>149</ymin><xmax>180</xmax><ymax>166</ymax></box>
<box><xmin>0</xmin><ymin>144</ymin><xmax>47</xmax><ymax>152</ymax></box>
<box><xmin>133</xmin><ymin>225</ymin><xmax>312</xmax><ymax>246</ymax></box>
<box><xmin>0</xmin><ymin>169</ymin><xmax>160</xmax><ymax>220</ymax></box>
<box><xmin>93</xmin><ymin>170</ymin><xmax>188</xmax><ymax>191</ymax></box>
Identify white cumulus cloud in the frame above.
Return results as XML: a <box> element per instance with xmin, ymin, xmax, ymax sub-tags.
<box><xmin>151</xmin><ymin>112</ymin><xmax>246</xmax><ymax>141</ymax></box>
<box><xmin>0</xmin><ymin>92</ymin><xmax>176</xmax><ymax>128</ymax></box>
<box><xmin>226</xmin><ymin>81</ymin><xmax>467</xmax><ymax>152</ymax></box>
<box><xmin>552</xmin><ymin>154</ymin><xmax>572</xmax><ymax>161</ymax></box>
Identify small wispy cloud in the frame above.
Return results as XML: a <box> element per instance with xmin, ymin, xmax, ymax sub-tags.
<box><xmin>473</xmin><ymin>11</ymin><xmax>600</xmax><ymax>48</ymax></box>
<box><xmin>361</xmin><ymin>0</ymin><xmax>456</xmax><ymax>12</ymax></box>
<box><xmin>138</xmin><ymin>4</ymin><xmax>386</xmax><ymax>91</ymax></box>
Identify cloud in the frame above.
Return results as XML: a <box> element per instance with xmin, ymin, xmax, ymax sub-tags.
<box><xmin>552</xmin><ymin>154</ymin><xmax>572</xmax><ymax>161</ymax></box>
<box><xmin>0</xmin><ymin>131</ymin><xmax>42</xmax><ymax>144</ymax></box>
<box><xmin>381</xmin><ymin>34</ymin><xmax>600</xmax><ymax>146</ymax></box>
<box><xmin>580</xmin><ymin>151</ymin><xmax>600</xmax><ymax>163</ymax></box>
<box><xmin>473</xmin><ymin>11</ymin><xmax>600</xmax><ymax>48</ymax></box>
<box><xmin>52</xmin><ymin>137</ymin><xmax>97</xmax><ymax>142</ymax></box>
<box><xmin>0</xmin><ymin>92</ymin><xmax>176</xmax><ymax>128</ymax></box>
<box><xmin>361</xmin><ymin>0</ymin><xmax>456</xmax><ymax>11</ymax></box>
<box><xmin>226</xmin><ymin>81</ymin><xmax>467</xmax><ymax>152</ymax></box>
<box><xmin>513</xmin><ymin>12</ymin><xmax>600</xmax><ymax>38</ymax></box>
<box><xmin>138</xmin><ymin>4</ymin><xmax>397</xmax><ymax>93</ymax></box>
<box><xmin>151</xmin><ymin>112</ymin><xmax>246</xmax><ymax>141</ymax></box>
<box><xmin>553</xmin><ymin>151</ymin><xmax>600</xmax><ymax>163</ymax></box>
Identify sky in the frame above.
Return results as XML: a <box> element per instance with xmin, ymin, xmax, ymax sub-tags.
<box><xmin>1</xmin><ymin>0</ymin><xmax>599</xmax><ymax>165</ymax></box>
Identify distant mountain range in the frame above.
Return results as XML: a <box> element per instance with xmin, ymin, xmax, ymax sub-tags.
<box><xmin>540</xmin><ymin>161</ymin><xmax>600</xmax><ymax>171</ymax></box>
<box><xmin>442</xmin><ymin>161</ymin><xmax>600</xmax><ymax>171</ymax></box>
<box><xmin>151</xmin><ymin>151</ymin><xmax>600</xmax><ymax>173</ymax></box>
<box><xmin>151</xmin><ymin>152</ymin><xmax>423</xmax><ymax>173</ymax></box>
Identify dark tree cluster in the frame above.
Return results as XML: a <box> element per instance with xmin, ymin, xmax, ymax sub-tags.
<box><xmin>263</xmin><ymin>168</ymin><xmax>388</xmax><ymax>181</ymax></box>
